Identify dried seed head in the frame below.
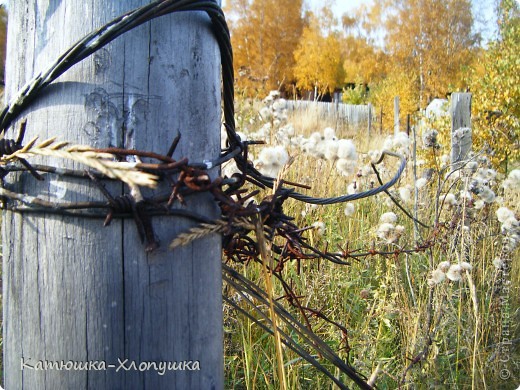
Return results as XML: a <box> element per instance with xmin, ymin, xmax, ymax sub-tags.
<box><xmin>446</xmin><ymin>264</ymin><xmax>463</xmax><ymax>281</ymax></box>
<box><xmin>430</xmin><ymin>269</ymin><xmax>446</xmax><ymax>284</ymax></box>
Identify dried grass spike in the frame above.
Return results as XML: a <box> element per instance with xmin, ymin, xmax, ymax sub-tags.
<box><xmin>18</xmin><ymin>136</ymin><xmax>39</xmax><ymax>153</ymax></box>
<box><xmin>50</xmin><ymin>141</ymin><xmax>70</xmax><ymax>150</ymax></box>
<box><xmin>169</xmin><ymin>221</ymin><xmax>228</xmax><ymax>249</ymax></box>
<box><xmin>36</xmin><ymin>137</ymin><xmax>57</xmax><ymax>149</ymax></box>
<box><xmin>67</xmin><ymin>145</ymin><xmax>93</xmax><ymax>152</ymax></box>
<box><xmin>10</xmin><ymin>139</ymin><xmax>159</xmax><ymax>188</ymax></box>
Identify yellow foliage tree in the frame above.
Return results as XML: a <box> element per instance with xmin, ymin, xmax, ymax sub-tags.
<box><xmin>340</xmin><ymin>2</ymin><xmax>388</xmax><ymax>85</ymax></box>
<box><xmin>471</xmin><ymin>0</ymin><xmax>519</xmax><ymax>171</ymax></box>
<box><xmin>384</xmin><ymin>0</ymin><xmax>477</xmax><ymax>107</ymax></box>
<box><xmin>225</xmin><ymin>0</ymin><xmax>304</xmax><ymax>96</ymax></box>
<box><xmin>293</xmin><ymin>10</ymin><xmax>345</xmax><ymax>98</ymax></box>
<box><xmin>370</xmin><ymin>70</ymin><xmax>419</xmax><ymax>133</ymax></box>
<box><xmin>341</xmin><ymin>36</ymin><xmax>387</xmax><ymax>85</ymax></box>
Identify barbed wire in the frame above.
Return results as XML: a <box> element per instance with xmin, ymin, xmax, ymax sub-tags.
<box><xmin>0</xmin><ymin>1</ymin><xmax>413</xmax><ymax>388</ymax></box>
<box><xmin>0</xmin><ymin>0</ymin><xmax>404</xmax><ymax>208</ymax></box>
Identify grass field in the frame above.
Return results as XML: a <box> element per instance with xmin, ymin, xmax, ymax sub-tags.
<box><xmin>222</xmin><ymin>94</ymin><xmax>520</xmax><ymax>389</ymax></box>
<box><xmin>0</xmin><ymin>93</ymin><xmax>517</xmax><ymax>389</ymax></box>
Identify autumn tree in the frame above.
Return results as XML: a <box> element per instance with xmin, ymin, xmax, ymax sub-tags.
<box><xmin>293</xmin><ymin>8</ymin><xmax>345</xmax><ymax>99</ymax></box>
<box><xmin>225</xmin><ymin>0</ymin><xmax>304</xmax><ymax>96</ymax></box>
<box><xmin>370</xmin><ymin>71</ymin><xmax>419</xmax><ymax>132</ymax></box>
<box><xmin>384</xmin><ymin>0</ymin><xmax>478</xmax><ymax>107</ymax></box>
<box><xmin>341</xmin><ymin>2</ymin><xmax>388</xmax><ymax>85</ymax></box>
<box><xmin>341</xmin><ymin>36</ymin><xmax>387</xmax><ymax>85</ymax></box>
<box><xmin>471</xmin><ymin>0</ymin><xmax>519</xmax><ymax>171</ymax></box>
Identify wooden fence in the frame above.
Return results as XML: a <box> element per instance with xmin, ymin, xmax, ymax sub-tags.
<box><xmin>286</xmin><ymin>94</ymin><xmax>472</xmax><ymax>145</ymax></box>
<box><xmin>285</xmin><ymin>100</ymin><xmax>375</xmax><ymax>127</ymax></box>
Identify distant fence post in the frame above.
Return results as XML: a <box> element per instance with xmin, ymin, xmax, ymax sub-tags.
<box><xmin>380</xmin><ymin>107</ymin><xmax>384</xmax><ymax>134</ymax></box>
<box><xmin>394</xmin><ymin>96</ymin><xmax>400</xmax><ymax>135</ymax></box>
<box><xmin>451</xmin><ymin>92</ymin><xmax>473</xmax><ymax>261</ymax></box>
<box><xmin>450</xmin><ymin>93</ymin><xmax>472</xmax><ymax>168</ymax></box>
<box><xmin>367</xmin><ymin>103</ymin><xmax>373</xmax><ymax>137</ymax></box>
<box><xmin>3</xmin><ymin>1</ymin><xmax>223</xmax><ymax>389</ymax></box>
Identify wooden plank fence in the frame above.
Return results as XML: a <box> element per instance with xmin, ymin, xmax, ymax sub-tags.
<box><xmin>285</xmin><ymin>100</ymin><xmax>375</xmax><ymax>126</ymax></box>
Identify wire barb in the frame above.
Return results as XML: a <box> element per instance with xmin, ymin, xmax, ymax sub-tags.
<box><xmin>0</xmin><ymin>1</ymin><xmax>412</xmax><ymax>388</ymax></box>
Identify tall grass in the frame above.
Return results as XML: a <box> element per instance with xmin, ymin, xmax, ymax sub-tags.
<box><xmin>224</xmin><ymin>100</ymin><xmax>520</xmax><ymax>389</ymax></box>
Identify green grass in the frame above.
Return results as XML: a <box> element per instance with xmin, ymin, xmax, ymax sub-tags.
<box><xmin>223</xmin><ymin>101</ymin><xmax>520</xmax><ymax>388</ymax></box>
<box><xmin>0</xmin><ymin>95</ymin><xmax>517</xmax><ymax>388</ymax></box>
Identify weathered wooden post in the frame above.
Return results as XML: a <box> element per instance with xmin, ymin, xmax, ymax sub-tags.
<box><xmin>450</xmin><ymin>93</ymin><xmax>473</xmax><ymax>276</ymax></box>
<box><xmin>394</xmin><ymin>96</ymin><xmax>400</xmax><ymax>135</ymax></box>
<box><xmin>3</xmin><ymin>1</ymin><xmax>223</xmax><ymax>389</ymax></box>
<box><xmin>450</xmin><ymin>92</ymin><xmax>472</xmax><ymax>167</ymax></box>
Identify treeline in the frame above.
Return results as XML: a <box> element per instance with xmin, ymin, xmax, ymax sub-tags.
<box><xmin>0</xmin><ymin>2</ymin><xmax>516</xmax><ymax>169</ymax></box>
<box><xmin>226</xmin><ymin>0</ymin><xmax>477</xmax><ymax>102</ymax></box>
<box><xmin>226</xmin><ymin>0</ymin><xmax>519</xmax><ymax>170</ymax></box>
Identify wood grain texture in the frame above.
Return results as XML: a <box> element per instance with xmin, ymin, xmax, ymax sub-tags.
<box><xmin>451</xmin><ymin>92</ymin><xmax>472</xmax><ymax>166</ymax></box>
<box><xmin>2</xmin><ymin>1</ymin><xmax>223</xmax><ymax>389</ymax></box>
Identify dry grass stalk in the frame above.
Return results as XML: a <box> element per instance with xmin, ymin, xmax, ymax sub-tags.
<box><xmin>169</xmin><ymin>221</ymin><xmax>229</xmax><ymax>249</ymax></box>
<box><xmin>253</xmin><ymin>213</ymin><xmax>288</xmax><ymax>390</ymax></box>
<box><xmin>169</xmin><ymin>217</ymin><xmax>256</xmax><ymax>249</ymax></box>
<box><xmin>2</xmin><ymin>137</ymin><xmax>158</xmax><ymax>188</ymax></box>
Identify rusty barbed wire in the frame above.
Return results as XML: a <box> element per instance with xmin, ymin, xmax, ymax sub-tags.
<box><xmin>0</xmin><ymin>120</ymin><xmax>43</xmax><ymax>180</ymax></box>
<box><xmin>0</xmin><ymin>1</ymin><xmax>427</xmax><ymax>388</ymax></box>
